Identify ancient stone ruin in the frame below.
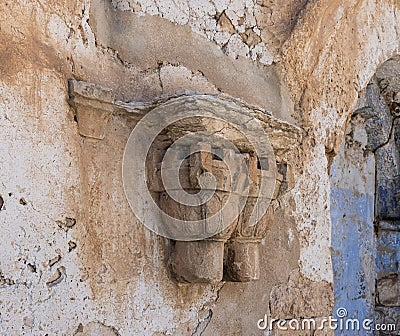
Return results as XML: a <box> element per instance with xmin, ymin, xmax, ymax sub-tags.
<box><xmin>1</xmin><ymin>0</ymin><xmax>400</xmax><ymax>335</ymax></box>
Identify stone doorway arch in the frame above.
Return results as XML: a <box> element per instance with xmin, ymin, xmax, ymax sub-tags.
<box><xmin>331</xmin><ymin>56</ymin><xmax>400</xmax><ymax>335</ymax></box>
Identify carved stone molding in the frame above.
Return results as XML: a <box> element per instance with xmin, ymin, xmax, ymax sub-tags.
<box><xmin>68</xmin><ymin>79</ymin><xmax>114</xmax><ymax>139</ymax></box>
<box><xmin>68</xmin><ymin>79</ymin><xmax>301</xmax><ymax>283</ymax></box>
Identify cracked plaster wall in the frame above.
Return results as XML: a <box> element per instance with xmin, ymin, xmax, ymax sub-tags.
<box><xmin>110</xmin><ymin>0</ymin><xmax>308</xmax><ymax>65</ymax></box>
<box><xmin>0</xmin><ymin>0</ymin><xmax>400</xmax><ymax>335</ymax></box>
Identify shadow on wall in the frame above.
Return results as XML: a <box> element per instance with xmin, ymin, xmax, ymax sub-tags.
<box><xmin>331</xmin><ymin>56</ymin><xmax>400</xmax><ymax>336</ymax></box>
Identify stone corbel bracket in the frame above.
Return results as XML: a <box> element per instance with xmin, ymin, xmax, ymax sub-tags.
<box><xmin>68</xmin><ymin>79</ymin><xmax>302</xmax><ymax>283</ymax></box>
<box><xmin>68</xmin><ymin>79</ymin><xmax>114</xmax><ymax>139</ymax></box>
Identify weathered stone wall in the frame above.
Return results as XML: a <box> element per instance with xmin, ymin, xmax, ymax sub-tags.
<box><xmin>0</xmin><ymin>0</ymin><xmax>399</xmax><ymax>335</ymax></box>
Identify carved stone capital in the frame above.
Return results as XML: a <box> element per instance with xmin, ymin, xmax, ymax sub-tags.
<box><xmin>67</xmin><ymin>78</ymin><xmax>301</xmax><ymax>283</ymax></box>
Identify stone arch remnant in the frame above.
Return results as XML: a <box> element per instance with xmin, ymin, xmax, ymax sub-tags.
<box><xmin>331</xmin><ymin>57</ymin><xmax>400</xmax><ymax>335</ymax></box>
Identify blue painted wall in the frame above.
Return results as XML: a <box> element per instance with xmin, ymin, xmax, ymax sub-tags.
<box><xmin>330</xmin><ymin>185</ymin><xmax>375</xmax><ymax>335</ymax></box>
<box><xmin>330</xmin><ymin>117</ymin><xmax>376</xmax><ymax>335</ymax></box>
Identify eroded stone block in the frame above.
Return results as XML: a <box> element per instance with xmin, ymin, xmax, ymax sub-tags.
<box><xmin>375</xmin><ymin>306</ymin><xmax>400</xmax><ymax>336</ymax></box>
<box><xmin>170</xmin><ymin>240</ymin><xmax>225</xmax><ymax>283</ymax></box>
<box><xmin>376</xmin><ymin>230</ymin><xmax>400</xmax><ymax>278</ymax></box>
<box><xmin>379</xmin><ymin>221</ymin><xmax>400</xmax><ymax>231</ymax></box>
<box><xmin>364</xmin><ymin>83</ymin><xmax>392</xmax><ymax>151</ymax></box>
<box><xmin>375</xmin><ymin>139</ymin><xmax>400</xmax><ymax>219</ymax></box>
<box><xmin>377</xmin><ymin>274</ymin><xmax>400</xmax><ymax>307</ymax></box>
<box><xmin>223</xmin><ymin>240</ymin><xmax>261</xmax><ymax>282</ymax></box>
